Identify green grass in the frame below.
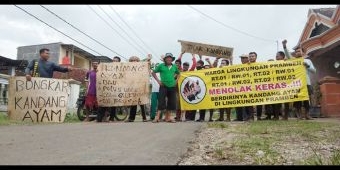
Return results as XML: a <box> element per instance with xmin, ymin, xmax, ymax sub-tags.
<box><xmin>64</xmin><ymin>113</ymin><xmax>81</xmax><ymax>123</ymax></box>
<box><xmin>214</xmin><ymin>147</ymin><xmax>225</xmax><ymax>159</ymax></box>
<box><xmin>206</xmin><ymin>120</ymin><xmax>340</xmax><ymax>165</ymax></box>
<box><xmin>231</xmin><ymin>135</ymin><xmax>282</xmax><ymax>165</ymax></box>
<box><xmin>305</xmin><ymin>149</ymin><xmax>340</xmax><ymax>165</ymax></box>
<box><xmin>0</xmin><ymin>113</ymin><xmax>9</xmax><ymax>125</ymax></box>
<box><xmin>0</xmin><ymin>113</ymin><xmax>80</xmax><ymax>125</ymax></box>
<box><xmin>207</xmin><ymin>122</ymin><xmax>229</xmax><ymax>129</ymax></box>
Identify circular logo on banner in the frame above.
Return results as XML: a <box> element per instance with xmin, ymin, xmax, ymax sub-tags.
<box><xmin>180</xmin><ymin>76</ymin><xmax>206</xmax><ymax>104</ymax></box>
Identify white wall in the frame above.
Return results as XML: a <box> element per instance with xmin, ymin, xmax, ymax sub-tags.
<box><xmin>67</xmin><ymin>83</ymin><xmax>80</xmax><ymax>114</ymax></box>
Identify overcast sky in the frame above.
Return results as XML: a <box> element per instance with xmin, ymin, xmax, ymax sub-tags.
<box><xmin>0</xmin><ymin>5</ymin><xmax>336</xmax><ymax>65</ymax></box>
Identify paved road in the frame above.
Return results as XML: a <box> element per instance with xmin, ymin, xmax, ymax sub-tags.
<box><xmin>0</xmin><ymin>122</ymin><xmax>203</xmax><ymax>165</ymax></box>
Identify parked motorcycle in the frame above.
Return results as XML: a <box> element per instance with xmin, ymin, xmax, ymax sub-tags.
<box><xmin>76</xmin><ymin>94</ymin><xmax>129</xmax><ymax>121</ymax></box>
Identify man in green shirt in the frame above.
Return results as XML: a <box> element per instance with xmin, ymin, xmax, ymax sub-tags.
<box><xmin>152</xmin><ymin>53</ymin><xmax>180</xmax><ymax>123</ymax></box>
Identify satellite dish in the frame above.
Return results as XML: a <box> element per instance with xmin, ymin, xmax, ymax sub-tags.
<box><xmin>334</xmin><ymin>61</ymin><xmax>340</xmax><ymax>69</ymax></box>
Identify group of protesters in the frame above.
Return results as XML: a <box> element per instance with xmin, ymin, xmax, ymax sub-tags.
<box><xmin>24</xmin><ymin>39</ymin><xmax>316</xmax><ymax>123</ymax></box>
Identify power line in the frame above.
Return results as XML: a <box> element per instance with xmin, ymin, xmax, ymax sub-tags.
<box><xmin>109</xmin><ymin>5</ymin><xmax>161</xmax><ymax>61</ymax></box>
<box><xmin>97</xmin><ymin>5</ymin><xmax>149</xmax><ymax>56</ymax></box>
<box><xmin>14</xmin><ymin>5</ymin><xmax>104</xmax><ymax>57</ymax></box>
<box><xmin>40</xmin><ymin>5</ymin><xmax>125</xmax><ymax>59</ymax></box>
<box><xmin>188</xmin><ymin>5</ymin><xmax>277</xmax><ymax>43</ymax></box>
<box><xmin>87</xmin><ymin>5</ymin><xmax>145</xmax><ymax>57</ymax></box>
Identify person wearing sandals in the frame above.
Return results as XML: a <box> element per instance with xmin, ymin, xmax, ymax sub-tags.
<box><xmin>125</xmin><ymin>56</ymin><xmax>150</xmax><ymax>122</ymax></box>
<box><xmin>152</xmin><ymin>53</ymin><xmax>180</xmax><ymax>123</ymax></box>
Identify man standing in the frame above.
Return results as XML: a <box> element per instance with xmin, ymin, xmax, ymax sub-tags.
<box><xmin>283</xmin><ymin>40</ymin><xmax>316</xmax><ymax>120</ymax></box>
<box><xmin>152</xmin><ymin>53</ymin><xmax>180</xmax><ymax>123</ymax></box>
<box><xmin>125</xmin><ymin>56</ymin><xmax>148</xmax><ymax>122</ymax></box>
<box><xmin>273</xmin><ymin>51</ymin><xmax>290</xmax><ymax>120</ymax></box>
<box><xmin>84</xmin><ymin>61</ymin><xmax>99</xmax><ymax>122</ymax></box>
<box><xmin>234</xmin><ymin>54</ymin><xmax>252</xmax><ymax>121</ymax></box>
<box><xmin>25</xmin><ymin>48</ymin><xmax>72</xmax><ymax>81</ymax></box>
<box><xmin>249</xmin><ymin>52</ymin><xmax>262</xmax><ymax>121</ymax></box>
<box><xmin>195</xmin><ymin>57</ymin><xmax>214</xmax><ymax>122</ymax></box>
<box><xmin>107</xmin><ymin>56</ymin><xmax>122</xmax><ymax>122</ymax></box>
<box><xmin>150</xmin><ymin>63</ymin><xmax>161</xmax><ymax>121</ymax></box>
<box><xmin>217</xmin><ymin>59</ymin><xmax>232</xmax><ymax>121</ymax></box>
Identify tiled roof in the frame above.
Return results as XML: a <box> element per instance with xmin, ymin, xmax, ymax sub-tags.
<box><xmin>312</xmin><ymin>8</ymin><xmax>336</xmax><ymax>18</ymax></box>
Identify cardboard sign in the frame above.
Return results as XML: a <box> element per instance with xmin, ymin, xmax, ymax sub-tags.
<box><xmin>8</xmin><ymin>77</ymin><xmax>70</xmax><ymax>123</ymax></box>
<box><xmin>178</xmin><ymin>40</ymin><xmax>233</xmax><ymax>59</ymax></box>
<box><xmin>97</xmin><ymin>62</ymin><xmax>150</xmax><ymax>107</ymax></box>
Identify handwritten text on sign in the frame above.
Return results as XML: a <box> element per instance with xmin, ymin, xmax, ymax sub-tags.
<box><xmin>178</xmin><ymin>40</ymin><xmax>233</xmax><ymax>59</ymax></box>
<box><xmin>97</xmin><ymin>62</ymin><xmax>150</xmax><ymax>107</ymax></box>
<box><xmin>178</xmin><ymin>58</ymin><xmax>309</xmax><ymax>110</ymax></box>
<box><xmin>8</xmin><ymin>77</ymin><xmax>70</xmax><ymax>123</ymax></box>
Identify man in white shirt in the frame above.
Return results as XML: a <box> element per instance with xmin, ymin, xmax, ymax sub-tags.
<box><xmin>282</xmin><ymin>40</ymin><xmax>316</xmax><ymax>120</ymax></box>
<box><xmin>150</xmin><ymin>67</ymin><xmax>161</xmax><ymax>121</ymax></box>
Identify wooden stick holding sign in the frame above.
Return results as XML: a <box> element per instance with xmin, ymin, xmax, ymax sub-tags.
<box><xmin>178</xmin><ymin>40</ymin><xmax>233</xmax><ymax>60</ymax></box>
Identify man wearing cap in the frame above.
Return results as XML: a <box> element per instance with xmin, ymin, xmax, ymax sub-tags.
<box><xmin>234</xmin><ymin>54</ymin><xmax>252</xmax><ymax>121</ymax></box>
<box><xmin>152</xmin><ymin>53</ymin><xmax>180</xmax><ymax>123</ymax></box>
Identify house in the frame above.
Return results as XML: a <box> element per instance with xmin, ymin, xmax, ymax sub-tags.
<box><xmin>16</xmin><ymin>42</ymin><xmax>113</xmax><ymax>113</ymax></box>
<box><xmin>0</xmin><ymin>56</ymin><xmax>28</xmax><ymax>110</ymax></box>
<box><xmin>17</xmin><ymin>42</ymin><xmax>113</xmax><ymax>83</ymax></box>
<box><xmin>294</xmin><ymin>5</ymin><xmax>340</xmax><ymax>117</ymax></box>
<box><xmin>294</xmin><ymin>5</ymin><xmax>340</xmax><ymax>81</ymax></box>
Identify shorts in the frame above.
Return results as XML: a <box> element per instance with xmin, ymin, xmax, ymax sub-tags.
<box><xmin>85</xmin><ymin>95</ymin><xmax>98</xmax><ymax>110</ymax></box>
<box><xmin>158</xmin><ymin>86</ymin><xmax>176</xmax><ymax>111</ymax></box>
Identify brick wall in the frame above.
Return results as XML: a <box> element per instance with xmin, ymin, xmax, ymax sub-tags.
<box><xmin>320</xmin><ymin>79</ymin><xmax>340</xmax><ymax>117</ymax></box>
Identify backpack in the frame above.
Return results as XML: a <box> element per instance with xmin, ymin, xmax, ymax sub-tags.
<box><xmin>32</xmin><ymin>59</ymin><xmax>40</xmax><ymax>77</ymax></box>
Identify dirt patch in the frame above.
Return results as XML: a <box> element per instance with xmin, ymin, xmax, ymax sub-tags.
<box><xmin>178</xmin><ymin>120</ymin><xmax>340</xmax><ymax>165</ymax></box>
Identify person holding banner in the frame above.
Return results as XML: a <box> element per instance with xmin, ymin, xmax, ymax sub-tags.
<box><xmin>174</xmin><ymin>52</ymin><xmax>197</xmax><ymax>121</ymax></box>
<box><xmin>195</xmin><ymin>57</ymin><xmax>214</xmax><ymax>122</ymax></box>
<box><xmin>282</xmin><ymin>40</ymin><xmax>316</xmax><ymax>120</ymax></box>
<box><xmin>25</xmin><ymin>48</ymin><xmax>73</xmax><ymax>81</ymax></box>
<box><xmin>125</xmin><ymin>56</ymin><xmax>149</xmax><ymax>122</ymax></box>
<box><xmin>272</xmin><ymin>51</ymin><xmax>291</xmax><ymax>120</ymax></box>
<box><xmin>107</xmin><ymin>56</ymin><xmax>122</xmax><ymax>122</ymax></box>
<box><xmin>113</xmin><ymin>56</ymin><xmax>121</xmax><ymax>62</ymax></box>
<box><xmin>152</xmin><ymin>53</ymin><xmax>180</xmax><ymax>123</ymax></box>
<box><xmin>234</xmin><ymin>54</ymin><xmax>252</xmax><ymax>122</ymax></box>
<box><xmin>175</xmin><ymin>51</ymin><xmax>197</xmax><ymax>72</ymax></box>
<box><xmin>217</xmin><ymin>59</ymin><xmax>232</xmax><ymax>122</ymax></box>
<box><xmin>181</xmin><ymin>61</ymin><xmax>199</xmax><ymax>121</ymax></box>
<box><xmin>249</xmin><ymin>52</ymin><xmax>261</xmax><ymax>121</ymax></box>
